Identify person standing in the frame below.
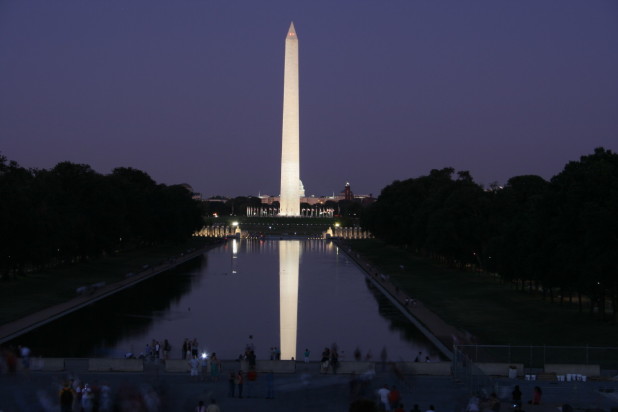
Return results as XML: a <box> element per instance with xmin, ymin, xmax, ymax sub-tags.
<box><xmin>246</xmin><ymin>368</ymin><xmax>257</xmax><ymax>398</ymax></box>
<box><xmin>265</xmin><ymin>370</ymin><xmax>275</xmax><ymax>399</ymax></box>
<box><xmin>331</xmin><ymin>348</ymin><xmax>340</xmax><ymax>374</ymax></box>
<box><xmin>195</xmin><ymin>400</ymin><xmax>206</xmax><ymax>412</ymax></box>
<box><xmin>99</xmin><ymin>382</ymin><xmax>112</xmax><ymax>412</ymax></box>
<box><xmin>18</xmin><ymin>345</ymin><xmax>31</xmax><ymax>371</ymax></box>
<box><xmin>512</xmin><ymin>385</ymin><xmax>522</xmax><ymax>409</ymax></box>
<box><xmin>377</xmin><ymin>384</ymin><xmax>390</xmax><ymax>411</ymax></box>
<box><xmin>303</xmin><ymin>348</ymin><xmax>310</xmax><ymax>363</ymax></box>
<box><xmin>530</xmin><ymin>386</ymin><xmax>542</xmax><ymax>405</ymax></box>
<box><xmin>210</xmin><ymin>353</ymin><xmax>221</xmax><ymax>381</ymax></box>
<box><xmin>81</xmin><ymin>385</ymin><xmax>94</xmax><ymax>412</ymax></box>
<box><xmin>206</xmin><ymin>398</ymin><xmax>221</xmax><ymax>412</ymax></box>
<box><xmin>235</xmin><ymin>370</ymin><xmax>244</xmax><ymax>398</ymax></box>
<box><xmin>189</xmin><ymin>356</ymin><xmax>200</xmax><ymax>380</ymax></box>
<box><xmin>182</xmin><ymin>339</ymin><xmax>188</xmax><ymax>360</ymax></box>
<box><xmin>388</xmin><ymin>385</ymin><xmax>401</xmax><ymax>410</ymax></box>
<box><xmin>228</xmin><ymin>372</ymin><xmax>235</xmax><ymax>397</ymax></box>
<box><xmin>59</xmin><ymin>383</ymin><xmax>74</xmax><ymax>412</ymax></box>
<box><xmin>163</xmin><ymin>339</ymin><xmax>171</xmax><ymax>360</ymax></box>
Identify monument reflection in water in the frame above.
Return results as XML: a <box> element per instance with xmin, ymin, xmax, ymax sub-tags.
<box><xmin>279</xmin><ymin>240</ymin><xmax>300</xmax><ymax>360</ymax></box>
<box><xmin>11</xmin><ymin>239</ymin><xmax>440</xmax><ymax>360</ymax></box>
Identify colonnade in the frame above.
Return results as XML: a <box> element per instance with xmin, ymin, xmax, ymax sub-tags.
<box><xmin>194</xmin><ymin>225</ymin><xmax>372</xmax><ymax>240</ymax></box>
<box><xmin>194</xmin><ymin>225</ymin><xmax>240</xmax><ymax>238</ymax></box>
<box><xmin>325</xmin><ymin>226</ymin><xmax>373</xmax><ymax>239</ymax></box>
<box><xmin>245</xmin><ymin>206</ymin><xmax>335</xmax><ymax>218</ymax></box>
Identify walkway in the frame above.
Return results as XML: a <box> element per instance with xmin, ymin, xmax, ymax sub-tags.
<box><xmin>1</xmin><ymin>360</ymin><xmax>615</xmax><ymax>411</ymax></box>
<box><xmin>0</xmin><ymin>244</ymin><xmax>219</xmax><ymax>344</ymax></box>
<box><xmin>336</xmin><ymin>240</ymin><xmax>475</xmax><ymax>356</ymax></box>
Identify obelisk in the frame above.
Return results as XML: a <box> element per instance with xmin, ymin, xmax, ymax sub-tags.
<box><xmin>279</xmin><ymin>22</ymin><xmax>301</xmax><ymax>217</ymax></box>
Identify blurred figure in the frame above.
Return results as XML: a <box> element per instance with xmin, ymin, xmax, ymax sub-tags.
<box><xmin>18</xmin><ymin>345</ymin><xmax>31</xmax><ymax>371</ymax></box>
<box><xmin>529</xmin><ymin>386</ymin><xmax>542</xmax><ymax>405</ymax></box>
<box><xmin>377</xmin><ymin>384</ymin><xmax>390</xmax><ymax>411</ymax></box>
<box><xmin>246</xmin><ymin>368</ymin><xmax>257</xmax><ymax>398</ymax></box>
<box><xmin>206</xmin><ymin>398</ymin><xmax>220</xmax><ymax>412</ymax></box>
<box><xmin>99</xmin><ymin>382</ymin><xmax>112</xmax><ymax>412</ymax></box>
<box><xmin>195</xmin><ymin>400</ymin><xmax>206</xmax><ymax>412</ymax></box>
<box><xmin>512</xmin><ymin>385</ymin><xmax>522</xmax><ymax>409</ymax></box>
<box><xmin>228</xmin><ymin>372</ymin><xmax>235</xmax><ymax>397</ymax></box>
<box><xmin>210</xmin><ymin>352</ymin><xmax>221</xmax><ymax>381</ymax></box>
<box><xmin>388</xmin><ymin>385</ymin><xmax>401</xmax><ymax>410</ymax></box>
<box><xmin>235</xmin><ymin>370</ymin><xmax>244</xmax><ymax>398</ymax></box>
<box><xmin>265</xmin><ymin>370</ymin><xmax>275</xmax><ymax>399</ymax></box>
<box><xmin>59</xmin><ymin>382</ymin><xmax>74</xmax><ymax>412</ymax></box>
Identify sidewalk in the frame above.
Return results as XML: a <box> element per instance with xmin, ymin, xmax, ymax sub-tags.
<box><xmin>0</xmin><ymin>246</ymin><xmax>215</xmax><ymax>345</ymax></box>
<box><xmin>1</xmin><ymin>360</ymin><xmax>616</xmax><ymax>411</ymax></box>
<box><xmin>337</xmin><ymin>240</ymin><xmax>473</xmax><ymax>353</ymax></box>
<box><xmin>0</xmin><ymin>360</ymin><xmax>468</xmax><ymax>412</ymax></box>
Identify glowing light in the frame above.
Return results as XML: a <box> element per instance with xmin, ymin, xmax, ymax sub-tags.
<box><xmin>280</xmin><ymin>241</ymin><xmax>300</xmax><ymax>360</ymax></box>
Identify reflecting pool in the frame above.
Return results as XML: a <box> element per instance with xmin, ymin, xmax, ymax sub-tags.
<box><xmin>14</xmin><ymin>240</ymin><xmax>440</xmax><ymax>361</ymax></box>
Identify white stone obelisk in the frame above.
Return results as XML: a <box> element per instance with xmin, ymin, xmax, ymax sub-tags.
<box><xmin>279</xmin><ymin>22</ymin><xmax>301</xmax><ymax>217</ymax></box>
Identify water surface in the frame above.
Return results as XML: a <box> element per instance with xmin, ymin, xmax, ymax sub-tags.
<box><xmin>15</xmin><ymin>240</ymin><xmax>439</xmax><ymax>361</ymax></box>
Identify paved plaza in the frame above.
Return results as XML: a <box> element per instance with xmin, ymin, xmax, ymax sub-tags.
<box><xmin>1</xmin><ymin>359</ymin><xmax>617</xmax><ymax>411</ymax></box>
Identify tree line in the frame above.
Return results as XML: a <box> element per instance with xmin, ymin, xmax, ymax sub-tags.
<box><xmin>361</xmin><ymin>148</ymin><xmax>618</xmax><ymax>321</ymax></box>
<box><xmin>0</xmin><ymin>155</ymin><xmax>203</xmax><ymax>279</ymax></box>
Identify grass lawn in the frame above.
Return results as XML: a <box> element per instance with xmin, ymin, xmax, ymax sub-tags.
<box><xmin>347</xmin><ymin>239</ymin><xmax>618</xmax><ymax>347</ymax></box>
<box><xmin>0</xmin><ymin>237</ymin><xmax>217</xmax><ymax>325</ymax></box>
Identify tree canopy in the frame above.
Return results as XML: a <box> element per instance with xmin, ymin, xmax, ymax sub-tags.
<box><xmin>0</xmin><ymin>157</ymin><xmax>203</xmax><ymax>279</ymax></box>
<box><xmin>361</xmin><ymin>148</ymin><xmax>618</xmax><ymax>320</ymax></box>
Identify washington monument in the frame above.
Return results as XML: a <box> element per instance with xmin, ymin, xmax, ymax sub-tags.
<box><xmin>279</xmin><ymin>22</ymin><xmax>301</xmax><ymax>216</ymax></box>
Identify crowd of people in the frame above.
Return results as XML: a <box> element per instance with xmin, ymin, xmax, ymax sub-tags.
<box><xmin>2</xmin><ymin>338</ymin><xmax>579</xmax><ymax>412</ymax></box>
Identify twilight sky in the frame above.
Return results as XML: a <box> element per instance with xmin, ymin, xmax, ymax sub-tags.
<box><xmin>1</xmin><ymin>1</ymin><xmax>617</xmax><ymax>198</ymax></box>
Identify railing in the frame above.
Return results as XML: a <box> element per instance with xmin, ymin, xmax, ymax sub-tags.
<box><xmin>456</xmin><ymin>344</ymin><xmax>618</xmax><ymax>371</ymax></box>
<box><xmin>452</xmin><ymin>346</ymin><xmax>495</xmax><ymax>397</ymax></box>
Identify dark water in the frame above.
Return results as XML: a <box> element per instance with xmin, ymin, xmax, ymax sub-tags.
<box><xmin>12</xmin><ymin>239</ymin><xmax>440</xmax><ymax>361</ymax></box>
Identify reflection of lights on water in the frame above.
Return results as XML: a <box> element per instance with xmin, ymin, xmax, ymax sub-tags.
<box><xmin>231</xmin><ymin>239</ymin><xmax>239</xmax><ymax>274</ymax></box>
<box><xmin>280</xmin><ymin>241</ymin><xmax>300</xmax><ymax>360</ymax></box>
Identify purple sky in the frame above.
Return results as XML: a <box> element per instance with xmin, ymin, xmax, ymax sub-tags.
<box><xmin>1</xmin><ymin>1</ymin><xmax>617</xmax><ymax>198</ymax></box>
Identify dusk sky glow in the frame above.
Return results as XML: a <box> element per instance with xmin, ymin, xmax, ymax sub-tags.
<box><xmin>1</xmin><ymin>1</ymin><xmax>617</xmax><ymax>198</ymax></box>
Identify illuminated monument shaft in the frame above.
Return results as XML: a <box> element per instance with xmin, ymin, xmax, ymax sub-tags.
<box><xmin>279</xmin><ymin>22</ymin><xmax>301</xmax><ymax>216</ymax></box>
